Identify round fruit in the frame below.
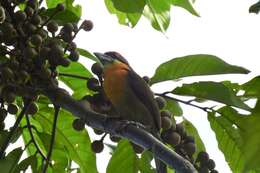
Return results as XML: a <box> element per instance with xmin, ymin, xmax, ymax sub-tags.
<box><xmin>183</xmin><ymin>142</ymin><xmax>196</xmax><ymax>156</ymax></box>
<box><xmin>31</xmin><ymin>15</ymin><xmax>42</xmax><ymax>25</ymax></box>
<box><xmin>69</xmin><ymin>50</ymin><xmax>79</xmax><ymax>61</ymax></box>
<box><xmin>199</xmin><ymin>166</ymin><xmax>209</xmax><ymax>173</ymax></box>
<box><xmin>87</xmin><ymin>78</ymin><xmax>100</xmax><ymax>91</ymax></box>
<box><xmin>7</xmin><ymin>103</ymin><xmax>18</xmax><ymax>115</ymax></box>
<box><xmin>184</xmin><ymin>135</ymin><xmax>195</xmax><ymax>143</ymax></box>
<box><xmin>91</xmin><ymin>63</ymin><xmax>103</xmax><ymax>76</ymax></box>
<box><xmin>207</xmin><ymin>159</ymin><xmax>216</xmax><ymax>170</ymax></box>
<box><xmin>109</xmin><ymin>135</ymin><xmax>121</xmax><ymax>143</ymax></box>
<box><xmin>91</xmin><ymin>140</ymin><xmax>104</xmax><ymax>153</ymax></box>
<box><xmin>197</xmin><ymin>151</ymin><xmax>209</xmax><ymax>164</ymax></box>
<box><xmin>23</xmin><ymin>47</ymin><xmax>37</xmax><ymax>59</ymax></box>
<box><xmin>14</xmin><ymin>11</ymin><xmax>27</xmax><ymax>22</ymax></box>
<box><xmin>72</xmin><ymin>118</ymin><xmax>85</xmax><ymax>131</ymax></box>
<box><xmin>26</xmin><ymin>102</ymin><xmax>38</xmax><ymax>115</ymax></box>
<box><xmin>93</xmin><ymin>128</ymin><xmax>104</xmax><ymax>135</ymax></box>
<box><xmin>30</xmin><ymin>34</ymin><xmax>42</xmax><ymax>47</ymax></box>
<box><xmin>47</xmin><ymin>21</ymin><xmax>59</xmax><ymax>33</ymax></box>
<box><xmin>167</xmin><ymin>132</ymin><xmax>181</xmax><ymax>147</ymax></box>
<box><xmin>63</xmin><ymin>23</ymin><xmax>74</xmax><ymax>33</ymax></box>
<box><xmin>25</xmin><ymin>6</ymin><xmax>34</xmax><ymax>17</ymax></box>
<box><xmin>142</xmin><ymin>76</ymin><xmax>150</xmax><ymax>84</ymax></box>
<box><xmin>160</xmin><ymin>110</ymin><xmax>172</xmax><ymax>118</ymax></box>
<box><xmin>81</xmin><ymin>20</ymin><xmax>93</xmax><ymax>31</ymax></box>
<box><xmin>155</xmin><ymin>97</ymin><xmax>166</xmax><ymax>109</ymax></box>
<box><xmin>161</xmin><ymin>116</ymin><xmax>172</xmax><ymax>130</ymax></box>
<box><xmin>176</xmin><ymin>123</ymin><xmax>185</xmax><ymax>137</ymax></box>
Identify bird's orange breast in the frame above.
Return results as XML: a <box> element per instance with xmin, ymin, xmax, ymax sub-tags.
<box><xmin>103</xmin><ymin>63</ymin><xmax>129</xmax><ymax>104</ymax></box>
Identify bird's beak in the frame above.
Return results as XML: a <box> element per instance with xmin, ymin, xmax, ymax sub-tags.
<box><xmin>94</xmin><ymin>52</ymin><xmax>113</xmax><ymax>65</ymax></box>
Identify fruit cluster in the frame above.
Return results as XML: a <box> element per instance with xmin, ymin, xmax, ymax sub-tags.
<box><xmin>0</xmin><ymin>0</ymin><xmax>92</xmax><ymax>129</ymax></box>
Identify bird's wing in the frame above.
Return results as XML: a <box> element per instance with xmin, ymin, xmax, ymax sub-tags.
<box><xmin>127</xmin><ymin>70</ymin><xmax>161</xmax><ymax>131</ymax></box>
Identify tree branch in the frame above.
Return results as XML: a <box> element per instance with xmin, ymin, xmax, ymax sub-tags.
<box><xmin>43</xmin><ymin>86</ymin><xmax>197</xmax><ymax>173</ymax></box>
<box><xmin>42</xmin><ymin>105</ymin><xmax>60</xmax><ymax>173</ymax></box>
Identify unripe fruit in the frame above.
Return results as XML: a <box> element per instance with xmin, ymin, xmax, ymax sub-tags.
<box><xmin>161</xmin><ymin>116</ymin><xmax>172</xmax><ymax>130</ymax></box>
<box><xmin>207</xmin><ymin>159</ymin><xmax>216</xmax><ymax>170</ymax></box>
<box><xmin>0</xmin><ymin>6</ymin><xmax>5</xmax><ymax>23</ymax></box>
<box><xmin>63</xmin><ymin>23</ymin><xmax>74</xmax><ymax>33</ymax></box>
<box><xmin>30</xmin><ymin>34</ymin><xmax>42</xmax><ymax>47</ymax></box>
<box><xmin>47</xmin><ymin>21</ymin><xmax>59</xmax><ymax>33</ymax></box>
<box><xmin>69</xmin><ymin>50</ymin><xmax>79</xmax><ymax>62</ymax></box>
<box><xmin>59</xmin><ymin>57</ymin><xmax>70</xmax><ymax>67</ymax></box>
<box><xmin>197</xmin><ymin>151</ymin><xmax>209</xmax><ymax>164</ymax></box>
<box><xmin>31</xmin><ymin>15</ymin><xmax>42</xmax><ymax>25</ymax></box>
<box><xmin>91</xmin><ymin>63</ymin><xmax>103</xmax><ymax>76</ymax></box>
<box><xmin>183</xmin><ymin>142</ymin><xmax>196</xmax><ymax>156</ymax></box>
<box><xmin>184</xmin><ymin>135</ymin><xmax>195</xmax><ymax>143</ymax></box>
<box><xmin>155</xmin><ymin>97</ymin><xmax>166</xmax><ymax>109</ymax></box>
<box><xmin>81</xmin><ymin>20</ymin><xmax>93</xmax><ymax>31</ymax></box>
<box><xmin>14</xmin><ymin>11</ymin><xmax>27</xmax><ymax>22</ymax></box>
<box><xmin>26</xmin><ymin>102</ymin><xmax>38</xmax><ymax>115</ymax></box>
<box><xmin>91</xmin><ymin>140</ymin><xmax>104</xmax><ymax>153</ymax></box>
<box><xmin>87</xmin><ymin>78</ymin><xmax>100</xmax><ymax>91</ymax></box>
<box><xmin>176</xmin><ymin>123</ymin><xmax>185</xmax><ymax>137</ymax></box>
<box><xmin>7</xmin><ymin>103</ymin><xmax>18</xmax><ymax>115</ymax></box>
<box><xmin>72</xmin><ymin>119</ymin><xmax>85</xmax><ymax>131</ymax></box>
<box><xmin>167</xmin><ymin>132</ymin><xmax>181</xmax><ymax>147</ymax></box>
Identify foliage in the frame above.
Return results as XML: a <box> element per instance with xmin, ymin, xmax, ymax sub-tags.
<box><xmin>0</xmin><ymin>0</ymin><xmax>259</xmax><ymax>173</ymax></box>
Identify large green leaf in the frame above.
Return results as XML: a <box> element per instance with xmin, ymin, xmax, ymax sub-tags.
<box><xmin>58</xmin><ymin>62</ymin><xmax>93</xmax><ymax>99</ymax></box>
<box><xmin>208</xmin><ymin>106</ymin><xmax>260</xmax><ymax>172</ymax></box>
<box><xmin>143</xmin><ymin>0</ymin><xmax>171</xmax><ymax>32</ymax></box>
<box><xmin>77</xmin><ymin>48</ymin><xmax>98</xmax><ymax>62</ymax></box>
<box><xmin>138</xmin><ymin>151</ymin><xmax>156</xmax><ymax>173</ymax></box>
<box><xmin>0</xmin><ymin>147</ymin><xmax>23</xmax><ymax>173</ymax></box>
<box><xmin>164</xmin><ymin>98</ymin><xmax>183</xmax><ymax>116</ymax></box>
<box><xmin>13</xmin><ymin>155</ymin><xmax>37</xmax><ymax>173</ymax></box>
<box><xmin>151</xmin><ymin>54</ymin><xmax>250</xmax><ymax>84</ymax></box>
<box><xmin>36</xmin><ymin>108</ymin><xmax>98</xmax><ymax>173</ymax></box>
<box><xmin>106</xmin><ymin>139</ymin><xmax>138</xmax><ymax>173</ymax></box>
<box><xmin>172</xmin><ymin>81</ymin><xmax>251</xmax><ymax>110</ymax></box>
<box><xmin>171</xmin><ymin>0</ymin><xmax>199</xmax><ymax>16</ymax></box>
<box><xmin>242</xmin><ymin>76</ymin><xmax>260</xmax><ymax>98</ymax></box>
<box><xmin>105</xmin><ymin>0</ymin><xmax>142</xmax><ymax>27</ymax></box>
<box><xmin>183</xmin><ymin>119</ymin><xmax>205</xmax><ymax>158</ymax></box>
<box><xmin>111</xmin><ymin>0</ymin><xmax>146</xmax><ymax>13</ymax></box>
<box><xmin>45</xmin><ymin>0</ymin><xmax>81</xmax><ymax>24</ymax></box>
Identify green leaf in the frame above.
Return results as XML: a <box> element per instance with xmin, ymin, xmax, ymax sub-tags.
<box><xmin>36</xmin><ymin>108</ymin><xmax>98</xmax><ymax>173</ymax></box>
<box><xmin>13</xmin><ymin>155</ymin><xmax>37</xmax><ymax>173</ymax></box>
<box><xmin>171</xmin><ymin>0</ymin><xmax>199</xmax><ymax>16</ymax></box>
<box><xmin>249</xmin><ymin>0</ymin><xmax>260</xmax><ymax>14</ymax></box>
<box><xmin>77</xmin><ymin>48</ymin><xmax>98</xmax><ymax>62</ymax></box>
<box><xmin>138</xmin><ymin>151</ymin><xmax>156</xmax><ymax>173</ymax></box>
<box><xmin>45</xmin><ymin>0</ymin><xmax>82</xmax><ymax>24</ymax></box>
<box><xmin>106</xmin><ymin>139</ymin><xmax>138</xmax><ymax>173</ymax></box>
<box><xmin>111</xmin><ymin>0</ymin><xmax>146</xmax><ymax>13</ymax></box>
<box><xmin>208</xmin><ymin>106</ymin><xmax>260</xmax><ymax>172</ymax></box>
<box><xmin>151</xmin><ymin>54</ymin><xmax>250</xmax><ymax>84</ymax></box>
<box><xmin>164</xmin><ymin>98</ymin><xmax>183</xmax><ymax>116</ymax></box>
<box><xmin>0</xmin><ymin>147</ymin><xmax>23</xmax><ymax>173</ymax></box>
<box><xmin>242</xmin><ymin>76</ymin><xmax>260</xmax><ymax>98</ymax></box>
<box><xmin>172</xmin><ymin>81</ymin><xmax>251</xmax><ymax>110</ymax></box>
<box><xmin>143</xmin><ymin>0</ymin><xmax>171</xmax><ymax>32</ymax></box>
<box><xmin>105</xmin><ymin>0</ymin><xmax>142</xmax><ymax>27</ymax></box>
<box><xmin>182</xmin><ymin>119</ymin><xmax>205</xmax><ymax>157</ymax></box>
<box><xmin>58</xmin><ymin>62</ymin><xmax>93</xmax><ymax>99</ymax></box>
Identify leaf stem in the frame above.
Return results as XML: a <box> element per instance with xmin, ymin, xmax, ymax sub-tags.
<box><xmin>42</xmin><ymin>105</ymin><xmax>60</xmax><ymax>173</ymax></box>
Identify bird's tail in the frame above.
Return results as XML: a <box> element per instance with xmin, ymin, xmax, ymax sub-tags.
<box><xmin>153</xmin><ymin>132</ymin><xmax>167</xmax><ymax>173</ymax></box>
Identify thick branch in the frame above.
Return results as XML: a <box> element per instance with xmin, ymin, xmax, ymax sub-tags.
<box><xmin>43</xmin><ymin>86</ymin><xmax>197</xmax><ymax>173</ymax></box>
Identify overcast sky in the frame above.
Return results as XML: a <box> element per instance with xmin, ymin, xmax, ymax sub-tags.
<box><xmin>75</xmin><ymin>0</ymin><xmax>260</xmax><ymax>172</ymax></box>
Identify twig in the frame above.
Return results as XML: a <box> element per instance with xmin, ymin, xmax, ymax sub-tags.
<box><xmin>42</xmin><ymin>105</ymin><xmax>60</xmax><ymax>173</ymax></box>
<box><xmin>0</xmin><ymin>101</ymin><xmax>30</xmax><ymax>158</ymax></box>
<box><xmin>155</xmin><ymin>92</ymin><xmax>209</xmax><ymax>112</ymax></box>
<box><xmin>25</xmin><ymin>114</ymin><xmax>47</xmax><ymax>160</ymax></box>
<box><xmin>58</xmin><ymin>73</ymin><xmax>90</xmax><ymax>80</ymax></box>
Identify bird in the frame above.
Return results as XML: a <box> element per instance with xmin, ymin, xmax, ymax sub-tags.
<box><xmin>94</xmin><ymin>51</ymin><xmax>167</xmax><ymax>173</ymax></box>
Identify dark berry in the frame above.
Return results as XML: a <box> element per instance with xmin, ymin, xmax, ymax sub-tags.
<box><xmin>110</xmin><ymin>135</ymin><xmax>121</xmax><ymax>143</ymax></box>
<box><xmin>207</xmin><ymin>159</ymin><xmax>216</xmax><ymax>170</ymax></box>
<box><xmin>199</xmin><ymin>166</ymin><xmax>209</xmax><ymax>173</ymax></box>
<box><xmin>30</xmin><ymin>34</ymin><xmax>42</xmax><ymax>47</ymax></box>
<box><xmin>91</xmin><ymin>63</ymin><xmax>103</xmax><ymax>76</ymax></box>
<box><xmin>81</xmin><ymin>20</ymin><xmax>93</xmax><ymax>31</ymax></box>
<box><xmin>93</xmin><ymin>128</ymin><xmax>104</xmax><ymax>135</ymax></box>
<box><xmin>63</xmin><ymin>23</ymin><xmax>74</xmax><ymax>33</ymax></box>
<box><xmin>7</xmin><ymin>103</ymin><xmax>18</xmax><ymax>115</ymax></box>
<box><xmin>26</xmin><ymin>102</ymin><xmax>38</xmax><ymax>115</ymax></box>
<box><xmin>87</xmin><ymin>78</ymin><xmax>100</xmax><ymax>91</ymax></box>
<box><xmin>91</xmin><ymin>140</ymin><xmax>104</xmax><ymax>153</ymax></box>
<box><xmin>155</xmin><ymin>97</ymin><xmax>166</xmax><ymax>109</ymax></box>
<box><xmin>25</xmin><ymin>6</ymin><xmax>34</xmax><ymax>17</ymax></box>
<box><xmin>185</xmin><ymin>135</ymin><xmax>195</xmax><ymax>143</ymax></box>
<box><xmin>160</xmin><ymin>110</ymin><xmax>172</xmax><ymax>118</ymax></box>
<box><xmin>176</xmin><ymin>123</ymin><xmax>185</xmax><ymax>137</ymax></box>
<box><xmin>183</xmin><ymin>142</ymin><xmax>196</xmax><ymax>156</ymax></box>
<box><xmin>47</xmin><ymin>21</ymin><xmax>59</xmax><ymax>33</ymax></box>
<box><xmin>31</xmin><ymin>15</ymin><xmax>42</xmax><ymax>25</ymax></box>
<box><xmin>161</xmin><ymin>116</ymin><xmax>172</xmax><ymax>130</ymax></box>
<box><xmin>14</xmin><ymin>11</ymin><xmax>27</xmax><ymax>22</ymax></box>
<box><xmin>142</xmin><ymin>76</ymin><xmax>150</xmax><ymax>84</ymax></box>
<box><xmin>69</xmin><ymin>50</ymin><xmax>79</xmax><ymax>61</ymax></box>
<box><xmin>167</xmin><ymin>132</ymin><xmax>181</xmax><ymax>147</ymax></box>
<box><xmin>197</xmin><ymin>151</ymin><xmax>209</xmax><ymax>164</ymax></box>
<box><xmin>72</xmin><ymin>119</ymin><xmax>85</xmax><ymax>131</ymax></box>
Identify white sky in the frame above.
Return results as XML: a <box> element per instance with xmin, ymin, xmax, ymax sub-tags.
<box><xmin>6</xmin><ymin>0</ymin><xmax>260</xmax><ymax>173</ymax></box>
<box><xmin>75</xmin><ymin>0</ymin><xmax>260</xmax><ymax>173</ymax></box>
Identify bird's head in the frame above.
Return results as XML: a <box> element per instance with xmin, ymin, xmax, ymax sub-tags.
<box><xmin>94</xmin><ymin>51</ymin><xmax>129</xmax><ymax>68</ymax></box>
